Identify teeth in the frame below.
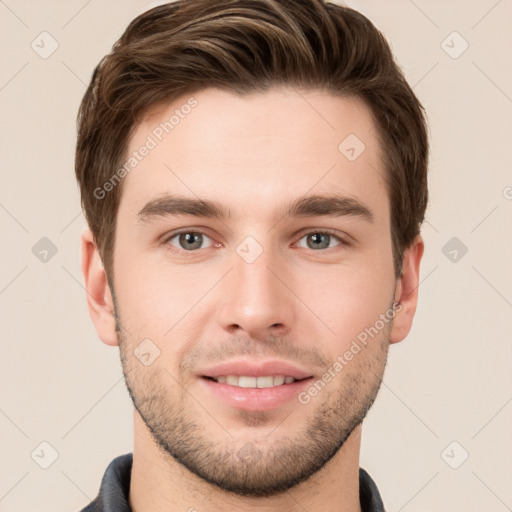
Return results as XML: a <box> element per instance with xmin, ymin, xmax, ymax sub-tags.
<box><xmin>273</xmin><ymin>375</ymin><xmax>285</xmax><ymax>386</ymax></box>
<box><xmin>226</xmin><ymin>375</ymin><xmax>238</xmax><ymax>386</ymax></box>
<box><xmin>257</xmin><ymin>376</ymin><xmax>274</xmax><ymax>388</ymax></box>
<box><xmin>239</xmin><ymin>376</ymin><xmax>257</xmax><ymax>388</ymax></box>
<box><xmin>213</xmin><ymin>375</ymin><xmax>297</xmax><ymax>388</ymax></box>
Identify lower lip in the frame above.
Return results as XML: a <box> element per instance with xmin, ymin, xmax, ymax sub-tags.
<box><xmin>200</xmin><ymin>377</ymin><xmax>313</xmax><ymax>412</ymax></box>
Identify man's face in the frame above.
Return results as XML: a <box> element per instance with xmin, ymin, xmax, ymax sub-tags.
<box><xmin>111</xmin><ymin>88</ymin><xmax>398</xmax><ymax>496</ymax></box>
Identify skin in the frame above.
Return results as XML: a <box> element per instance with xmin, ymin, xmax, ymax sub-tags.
<box><xmin>81</xmin><ymin>87</ymin><xmax>423</xmax><ymax>512</ymax></box>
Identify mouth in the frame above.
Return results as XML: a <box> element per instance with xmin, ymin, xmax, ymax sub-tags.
<box><xmin>200</xmin><ymin>375</ymin><xmax>313</xmax><ymax>411</ymax></box>
<box><xmin>204</xmin><ymin>375</ymin><xmax>304</xmax><ymax>388</ymax></box>
<box><xmin>198</xmin><ymin>361</ymin><xmax>314</xmax><ymax>411</ymax></box>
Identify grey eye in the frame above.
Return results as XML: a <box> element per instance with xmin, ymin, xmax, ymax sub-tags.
<box><xmin>297</xmin><ymin>232</ymin><xmax>341</xmax><ymax>250</ymax></box>
<box><xmin>168</xmin><ymin>232</ymin><xmax>212</xmax><ymax>251</ymax></box>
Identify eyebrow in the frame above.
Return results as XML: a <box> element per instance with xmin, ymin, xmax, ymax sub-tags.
<box><xmin>137</xmin><ymin>193</ymin><xmax>374</xmax><ymax>224</ymax></box>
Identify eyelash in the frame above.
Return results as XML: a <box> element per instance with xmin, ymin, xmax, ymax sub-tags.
<box><xmin>162</xmin><ymin>228</ymin><xmax>351</xmax><ymax>254</ymax></box>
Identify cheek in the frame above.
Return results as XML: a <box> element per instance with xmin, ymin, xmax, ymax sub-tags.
<box><xmin>294</xmin><ymin>261</ymin><xmax>395</xmax><ymax>347</ymax></box>
<box><xmin>114</xmin><ymin>250</ymin><xmax>218</xmax><ymax>337</ymax></box>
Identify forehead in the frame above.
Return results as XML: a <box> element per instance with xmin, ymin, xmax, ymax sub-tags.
<box><xmin>119</xmin><ymin>87</ymin><xmax>388</xmax><ymax>223</ymax></box>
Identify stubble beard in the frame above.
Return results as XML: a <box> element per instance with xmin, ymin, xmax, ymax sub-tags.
<box><xmin>116</xmin><ymin>320</ymin><xmax>390</xmax><ymax>497</ymax></box>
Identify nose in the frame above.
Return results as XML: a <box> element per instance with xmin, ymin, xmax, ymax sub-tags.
<box><xmin>216</xmin><ymin>243</ymin><xmax>296</xmax><ymax>339</ymax></box>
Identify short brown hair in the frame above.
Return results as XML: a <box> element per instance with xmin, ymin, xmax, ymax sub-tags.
<box><xmin>75</xmin><ymin>0</ymin><xmax>428</xmax><ymax>282</ymax></box>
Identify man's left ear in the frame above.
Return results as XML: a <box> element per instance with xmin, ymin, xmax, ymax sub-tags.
<box><xmin>389</xmin><ymin>234</ymin><xmax>424</xmax><ymax>344</ymax></box>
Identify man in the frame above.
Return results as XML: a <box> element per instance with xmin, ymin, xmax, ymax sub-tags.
<box><xmin>76</xmin><ymin>0</ymin><xmax>428</xmax><ymax>510</ymax></box>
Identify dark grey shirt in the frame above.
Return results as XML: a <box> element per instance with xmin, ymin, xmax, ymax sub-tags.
<box><xmin>80</xmin><ymin>453</ymin><xmax>385</xmax><ymax>511</ymax></box>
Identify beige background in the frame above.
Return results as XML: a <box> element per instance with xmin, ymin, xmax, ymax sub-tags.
<box><xmin>1</xmin><ymin>0</ymin><xmax>511</xmax><ymax>511</ymax></box>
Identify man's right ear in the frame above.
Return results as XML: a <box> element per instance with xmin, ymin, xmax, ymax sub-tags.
<box><xmin>81</xmin><ymin>228</ymin><xmax>119</xmax><ymax>346</ymax></box>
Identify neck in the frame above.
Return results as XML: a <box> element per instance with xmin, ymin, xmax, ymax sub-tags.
<box><xmin>129</xmin><ymin>410</ymin><xmax>363</xmax><ymax>512</ymax></box>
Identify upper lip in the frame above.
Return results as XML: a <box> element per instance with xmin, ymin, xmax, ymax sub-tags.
<box><xmin>200</xmin><ymin>360</ymin><xmax>313</xmax><ymax>380</ymax></box>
